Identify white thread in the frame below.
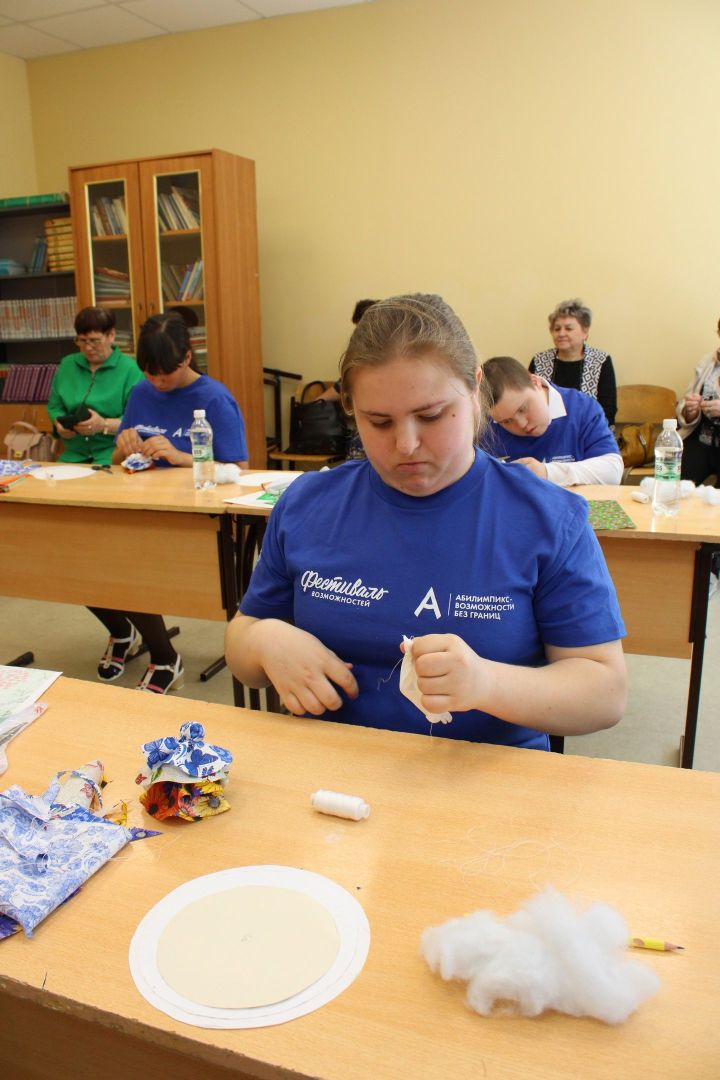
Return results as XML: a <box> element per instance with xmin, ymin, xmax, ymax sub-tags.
<box><xmin>311</xmin><ymin>789</ymin><xmax>370</xmax><ymax>821</ymax></box>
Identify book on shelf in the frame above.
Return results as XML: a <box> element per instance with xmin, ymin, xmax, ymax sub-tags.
<box><xmin>169</xmin><ymin>186</ymin><xmax>200</xmax><ymax>229</ymax></box>
<box><xmin>157</xmin><ymin>186</ymin><xmax>200</xmax><ymax>232</ymax></box>
<box><xmin>157</xmin><ymin>193</ymin><xmax>182</xmax><ymax>232</ymax></box>
<box><xmin>29</xmin><ymin>238</ymin><xmax>48</xmax><ymax>273</ymax></box>
<box><xmin>0</xmin><ymin>296</ymin><xmax>76</xmax><ymax>340</ymax></box>
<box><xmin>161</xmin><ymin>261</ymin><xmax>185</xmax><ymax>300</ymax></box>
<box><xmin>43</xmin><ymin>217</ymin><xmax>72</xmax><ymax>231</ymax></box>
<box><xmin>114</xmin><ymin>329</ymin><xmax>134</xmax><ymax>353</ymax></box>
<box><xmin>177</xmin><ymin>262</ymin><xmax>193</xmax><ymax>299</ymax></box>
<box><xmin>0</xmin><ymin>258</ymin><xmax>27</xmax><ymax>276</ymax></box>
<box><xmin>0</xmin><ymin>192</ymin><xmax>68</xmax><ymax>209</ymax></box>
<box><xmin>182</xmin><ymin>259</ymin><xmax>203</xmax><ymax>301</ymax></box>
<box><xmin>94</xmin><ymin>266</ymin><xmax>130</xmax><ymax>300</ymax></box>
<box><xmin>112</xmin><ymin>197</ymin><xmax>128</xmax><ymax>234</ymax></box>
<box><xmin>0</xmin><ymin>363</ymin><xmax>58</xmax><ymax>402</ymax></box>
<box><xmin>89</xmin><ymin>197</ymin><xmax>126</xmax><ymax>237</ymax></box>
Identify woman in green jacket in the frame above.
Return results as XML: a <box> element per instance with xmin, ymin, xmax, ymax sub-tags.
<box><xmin>48</xmin><ymin>307</ymin><xmax>143</xmax><ymax>465</ymax></box>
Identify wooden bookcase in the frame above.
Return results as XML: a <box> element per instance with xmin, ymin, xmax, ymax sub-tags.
<box><xmin>0</xmin><ymin>200</ymin><xmax>76</xmax><ymax>439</ymax></box>
<box><xmin>69</xmin><ymin>150</ymin><xmax>265</xmax><ymax>467</ymax></box>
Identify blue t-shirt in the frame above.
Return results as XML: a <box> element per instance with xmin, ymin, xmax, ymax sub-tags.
<box><xmin>488</xmin><ymin>384</ymin><xmax>618</xmax><ymax>465</ymax></box>
<box><xmin>240</xmin><ymin>451</ymin><xmax>625</xmax><ymax>749</ymax></box>
<box><xmin>118</xmin><ymin>375</ymin><xmax>247</xmax><ymax>465</ymax></box>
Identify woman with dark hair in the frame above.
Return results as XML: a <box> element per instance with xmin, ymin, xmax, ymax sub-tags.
<box><xmin>48</xmin><ymin>306</ymin><xmax>143</xmax><ymax>464</ymax></box>
<box><xmin>113</xmin><ymin>312</ymin><xmax>247</xmax><ymax>468</ymax></box>
<box><xmin>90</xmin><ymin>312</ymin><xmax>248</xmax><ymax>695</ymax></box>
<box><xmin>226</xmin><ymin>294</ymin><xmax>626</xmax><ymax>750</ymax></box>
<box><xmin>530</xmin><ymin>299</ymin><xmax>617</xmax><ymax>427</ymax></box>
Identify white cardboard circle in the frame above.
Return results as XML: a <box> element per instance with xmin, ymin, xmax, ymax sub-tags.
<box><xmin>129</xmin><ymin>865</ymin><xmax>370</xmax><ymax>1028</ymax></box>
<box><xmin>31</xmin><ymin>465</ymin><xmax>96</xmax><ymax>481</ymax></box>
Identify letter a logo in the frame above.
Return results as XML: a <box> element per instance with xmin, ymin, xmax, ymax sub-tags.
<box><xmin>414</xmin><ymin>587</ymin><xmax>441</xmax><ymax>620</ymax></box>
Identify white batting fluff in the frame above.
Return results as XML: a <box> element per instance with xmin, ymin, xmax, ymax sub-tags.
<box><xmin>399</xmin><ymin>636</ymin><xmax>452</xmax><ymax>725</ymax></box>
<box><xmin>421</xmin><ymin>887</ymin><xmax>660</xmax><ymax>1024</ymax></box>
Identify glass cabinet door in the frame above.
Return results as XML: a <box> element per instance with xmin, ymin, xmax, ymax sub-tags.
<box><xmin>139</xmin><ymin>159</ymin><xmax>214</xmax><ymax>374</ymax></box>
<box><xmin>70</xmin><ymin>164</ymin><xmax>145</xmax><ymax>355</ymax></box>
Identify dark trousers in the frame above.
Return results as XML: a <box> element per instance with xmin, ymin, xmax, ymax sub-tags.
<box><xmin>681</xmin><ymin>429</ymin><xmax>720</xmax><ymax>486</ymax></box>
<box><xmin>88</xmin><ymin>607</ymin><xmax>178</xmax><ymax>665</ymax></box>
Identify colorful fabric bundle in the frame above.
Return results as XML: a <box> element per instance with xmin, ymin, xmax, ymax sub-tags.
<box><xmin>136</xmin><ymin>722</ymin><xmax>232</xmax><ymax>822</ymax></box>
<box><xmin>0</xmin><ymin>760</ymin><xmax>139</xmax><ymax>938</ymax></box>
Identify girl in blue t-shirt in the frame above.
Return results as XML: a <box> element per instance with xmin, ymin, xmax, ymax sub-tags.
<box><xmin>225</xmin><ymin>294</ymin><xmax>626</xmax><ymax>748</ymax></box>
<box><xmin>91</xmin><ymin>313</ymin><xmax>248</xmax><ymax>695</ymax></box>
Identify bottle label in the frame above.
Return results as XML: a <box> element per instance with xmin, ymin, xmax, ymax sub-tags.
<box><xmin>192</xmin><ymin>446</ymin><xmax>212</xmax><ymax>461</ymax></box>
<box><xmin>655</xmin><ymin>459</ymin><xmax>680</xmax><ymax>481</ymax></box>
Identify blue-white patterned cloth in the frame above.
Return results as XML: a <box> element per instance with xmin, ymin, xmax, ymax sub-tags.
<box><xmin>141</xmin><ymin>722</ymin><xmax>232</xmax><ymax>779</ymax></box>
<box><xmin>0</xmin><ymin>774</ymin><xmax>131</xmax><ymax>936</ymax></box>
<box><xmin>0</xmin><ymin>460</ymin><xmax>39</xmax><ymax>477</ymax></box>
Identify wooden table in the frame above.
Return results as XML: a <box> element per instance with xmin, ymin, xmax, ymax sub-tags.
<box><xmin>0</xmin><ymin>465</ymin><xmax>258</xmax><ymax>702</ymax></box>
<box><xmin>0</xmin><ymin>679</ymin><xmax>718</xmax><ymax>1080</ymax></box>
<box><xmin>576</xmin><ymin>486</ymin><xmax>720</xmax><ymax>767</ymax></box>
<box><xmin>0</xmin><ymin>465</ymin><xmax>245</xmax><ymax>619</ymax></box>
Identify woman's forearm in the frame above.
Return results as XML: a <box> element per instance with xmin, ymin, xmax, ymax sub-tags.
<box><xmin>481</xmin><ymin>644</ymin><xmax>626</xmax><ymax>736</ymax></box>
<box><xmin>224</xmin><ymin>614</ymin><xmax>273</xmax><ymax>688</ymax></box>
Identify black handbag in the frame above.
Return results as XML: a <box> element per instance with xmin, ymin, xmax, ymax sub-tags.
<box><xmin>285</xmin><ymin>381</ymin><xmax>352</xmax><ymax>456</ymax></box>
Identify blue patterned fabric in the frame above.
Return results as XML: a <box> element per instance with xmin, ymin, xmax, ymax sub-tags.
<box><xmin>141</xmin><ymin>722</ymin><xmax>232</xmax><ymax>779</ymax></box>
<box><xmin>0</xmin><ymin>460</ymin><xmax>39</xmax><ymax>477</ymax></box>
<box><xmin>0</xmin><ymin>774</ymin><xmax>131</xmax><ymax>936</ymax></box>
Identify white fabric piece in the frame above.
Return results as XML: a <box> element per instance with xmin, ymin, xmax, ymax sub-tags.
<box><xmin>214</xmin><ymin>463</ymin><xmax>244</xmax><ymax>485</ymax></box>
<box><xmin>639</xmin><ymin>477</ymin><xmax>713</xmax><ymax>501</ymax></box>
<box><xmin>399</xmin><ymin>636</ymin><xmax>452</xmax><ymax>725</ymax></box>
<box><xmin>421</xmin><ymin>887</ymin><xmax>660</xmax><ymax>1024</ymax></box>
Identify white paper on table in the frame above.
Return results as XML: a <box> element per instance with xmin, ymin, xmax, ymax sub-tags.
<box><xmin>129</xmin><ymin>865</ymin><xmax>371</xmax><ymax>1029</ymax></box>
<box><xmin>0</xmin><ymin>666</ymin><xmax>61</xmax><ymax>722</ymax></box>
<box><xmin>233</xmin><ymin>470</ymin><xmax>305</xmax><ymax>488</ymax></box>
<box><xmin>30</xmin><ymin>465</ymin><xmax>96</xmax><ymax>481</ymax></box>
<box><xmin>223</xmin><ymin>491</ymin><xmax>281</xmax><ymax>509</ymax></box>
<box><xmin>0</xmin><ymin>703</ymin><xmax>47</xmax><ymax>775</ymax></box>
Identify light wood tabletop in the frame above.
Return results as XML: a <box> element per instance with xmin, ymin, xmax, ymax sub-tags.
<box><xmin>0</xmin><ymin>465</ymin><xmax>254</xmax><ymax>619</ymax></box>
<box><xmin>576</xmin><ymin>484</ymin><xmax>720</xmax><ymax>543</ymax></box>
<box><xmin>1</xmin><ymin>678</ymin><xmax>718</xmax><ymax>1080</ymax></box>
<box><xmin>0</xmin><ymin>463</ymin><xmax>246</xmax><ymax>514</ymax></box>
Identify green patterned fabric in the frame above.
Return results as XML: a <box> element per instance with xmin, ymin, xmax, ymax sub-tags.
<box><xmin>586</xmin><ymin>500</ymin><xmax>636</xmax><ymax>531</ymax></box>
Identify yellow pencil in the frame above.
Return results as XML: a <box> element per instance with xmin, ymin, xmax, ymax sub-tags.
<box><xmin>630</xmin><ymin>937</ymin><xmax>684</xmax><ymax>953</ymax></box>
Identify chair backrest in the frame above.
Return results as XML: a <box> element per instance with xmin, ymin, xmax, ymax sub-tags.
<box><xmin>616</xmin><ymin>384</ymin><xmax>677</xmax><ymax>425</ymax></box>
<box><xmin>295</xmin><ymin>380</ymin><xmax>335</xmax><ymax>402</ymax></box>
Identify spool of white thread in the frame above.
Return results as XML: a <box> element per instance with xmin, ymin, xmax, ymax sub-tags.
<box><xmin>311</xmin><ymin>789</ymin><xmax>370</xmax><ymax>821</ymax></box>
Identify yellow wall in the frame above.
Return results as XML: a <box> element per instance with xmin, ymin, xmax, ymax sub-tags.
<box><xmin>0</xmin><ymin>52</ymin><xmax>37</xmax><ymax>196</ymax></box>
<box><xmin>19</xmin><ymin>0</ymin><xmax>720</xmax><ymax>395</ymax></box>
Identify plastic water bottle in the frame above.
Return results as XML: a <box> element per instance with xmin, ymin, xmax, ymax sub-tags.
<box><xmin>189</xmin><ymin>409</ymin><xmax>215</xmax><ymax>490</ymax></box>
<box><xmin>652</xmin><ymin>418</ymin><xmax>683</xmax><ymax>516</ymax></box>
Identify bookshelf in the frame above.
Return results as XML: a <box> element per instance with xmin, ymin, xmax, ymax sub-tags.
<box><xmin>70</xmin><ymin>150</ymin><xmax>265</xmax><ymax>467</ymax></box>
<box><xmin>0</xmin><ymin>199</ymin><xmax>76</xmax><ymax>436</ymax></box>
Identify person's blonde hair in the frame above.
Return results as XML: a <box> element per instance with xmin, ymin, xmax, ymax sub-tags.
<box><xmin>339</xmin><ymin>293</ymin><xmax>481</xmax><ymax>415</ymax></box>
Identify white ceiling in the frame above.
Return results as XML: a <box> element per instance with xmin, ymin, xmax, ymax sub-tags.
<box><xmin>0</xmin><ymin>0</ymin><xmax>370</xmax><ymax>59</ymax></box>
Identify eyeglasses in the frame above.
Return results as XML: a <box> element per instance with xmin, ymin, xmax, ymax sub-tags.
<box><xmin>75</xmin><ymin>335</ymin><xmax>106</xmax><ymax>349</ymax></box>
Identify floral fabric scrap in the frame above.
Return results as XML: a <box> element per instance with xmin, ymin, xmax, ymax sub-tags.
<box><xmin>136</xmin><ymin>722</ymin><xmax>232</xmax><ymax>822</ymax></box>
<box><xmin>0</xmin><ymin>761</ymin><xmax>132</xmax><ymax>937</ymax></box>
